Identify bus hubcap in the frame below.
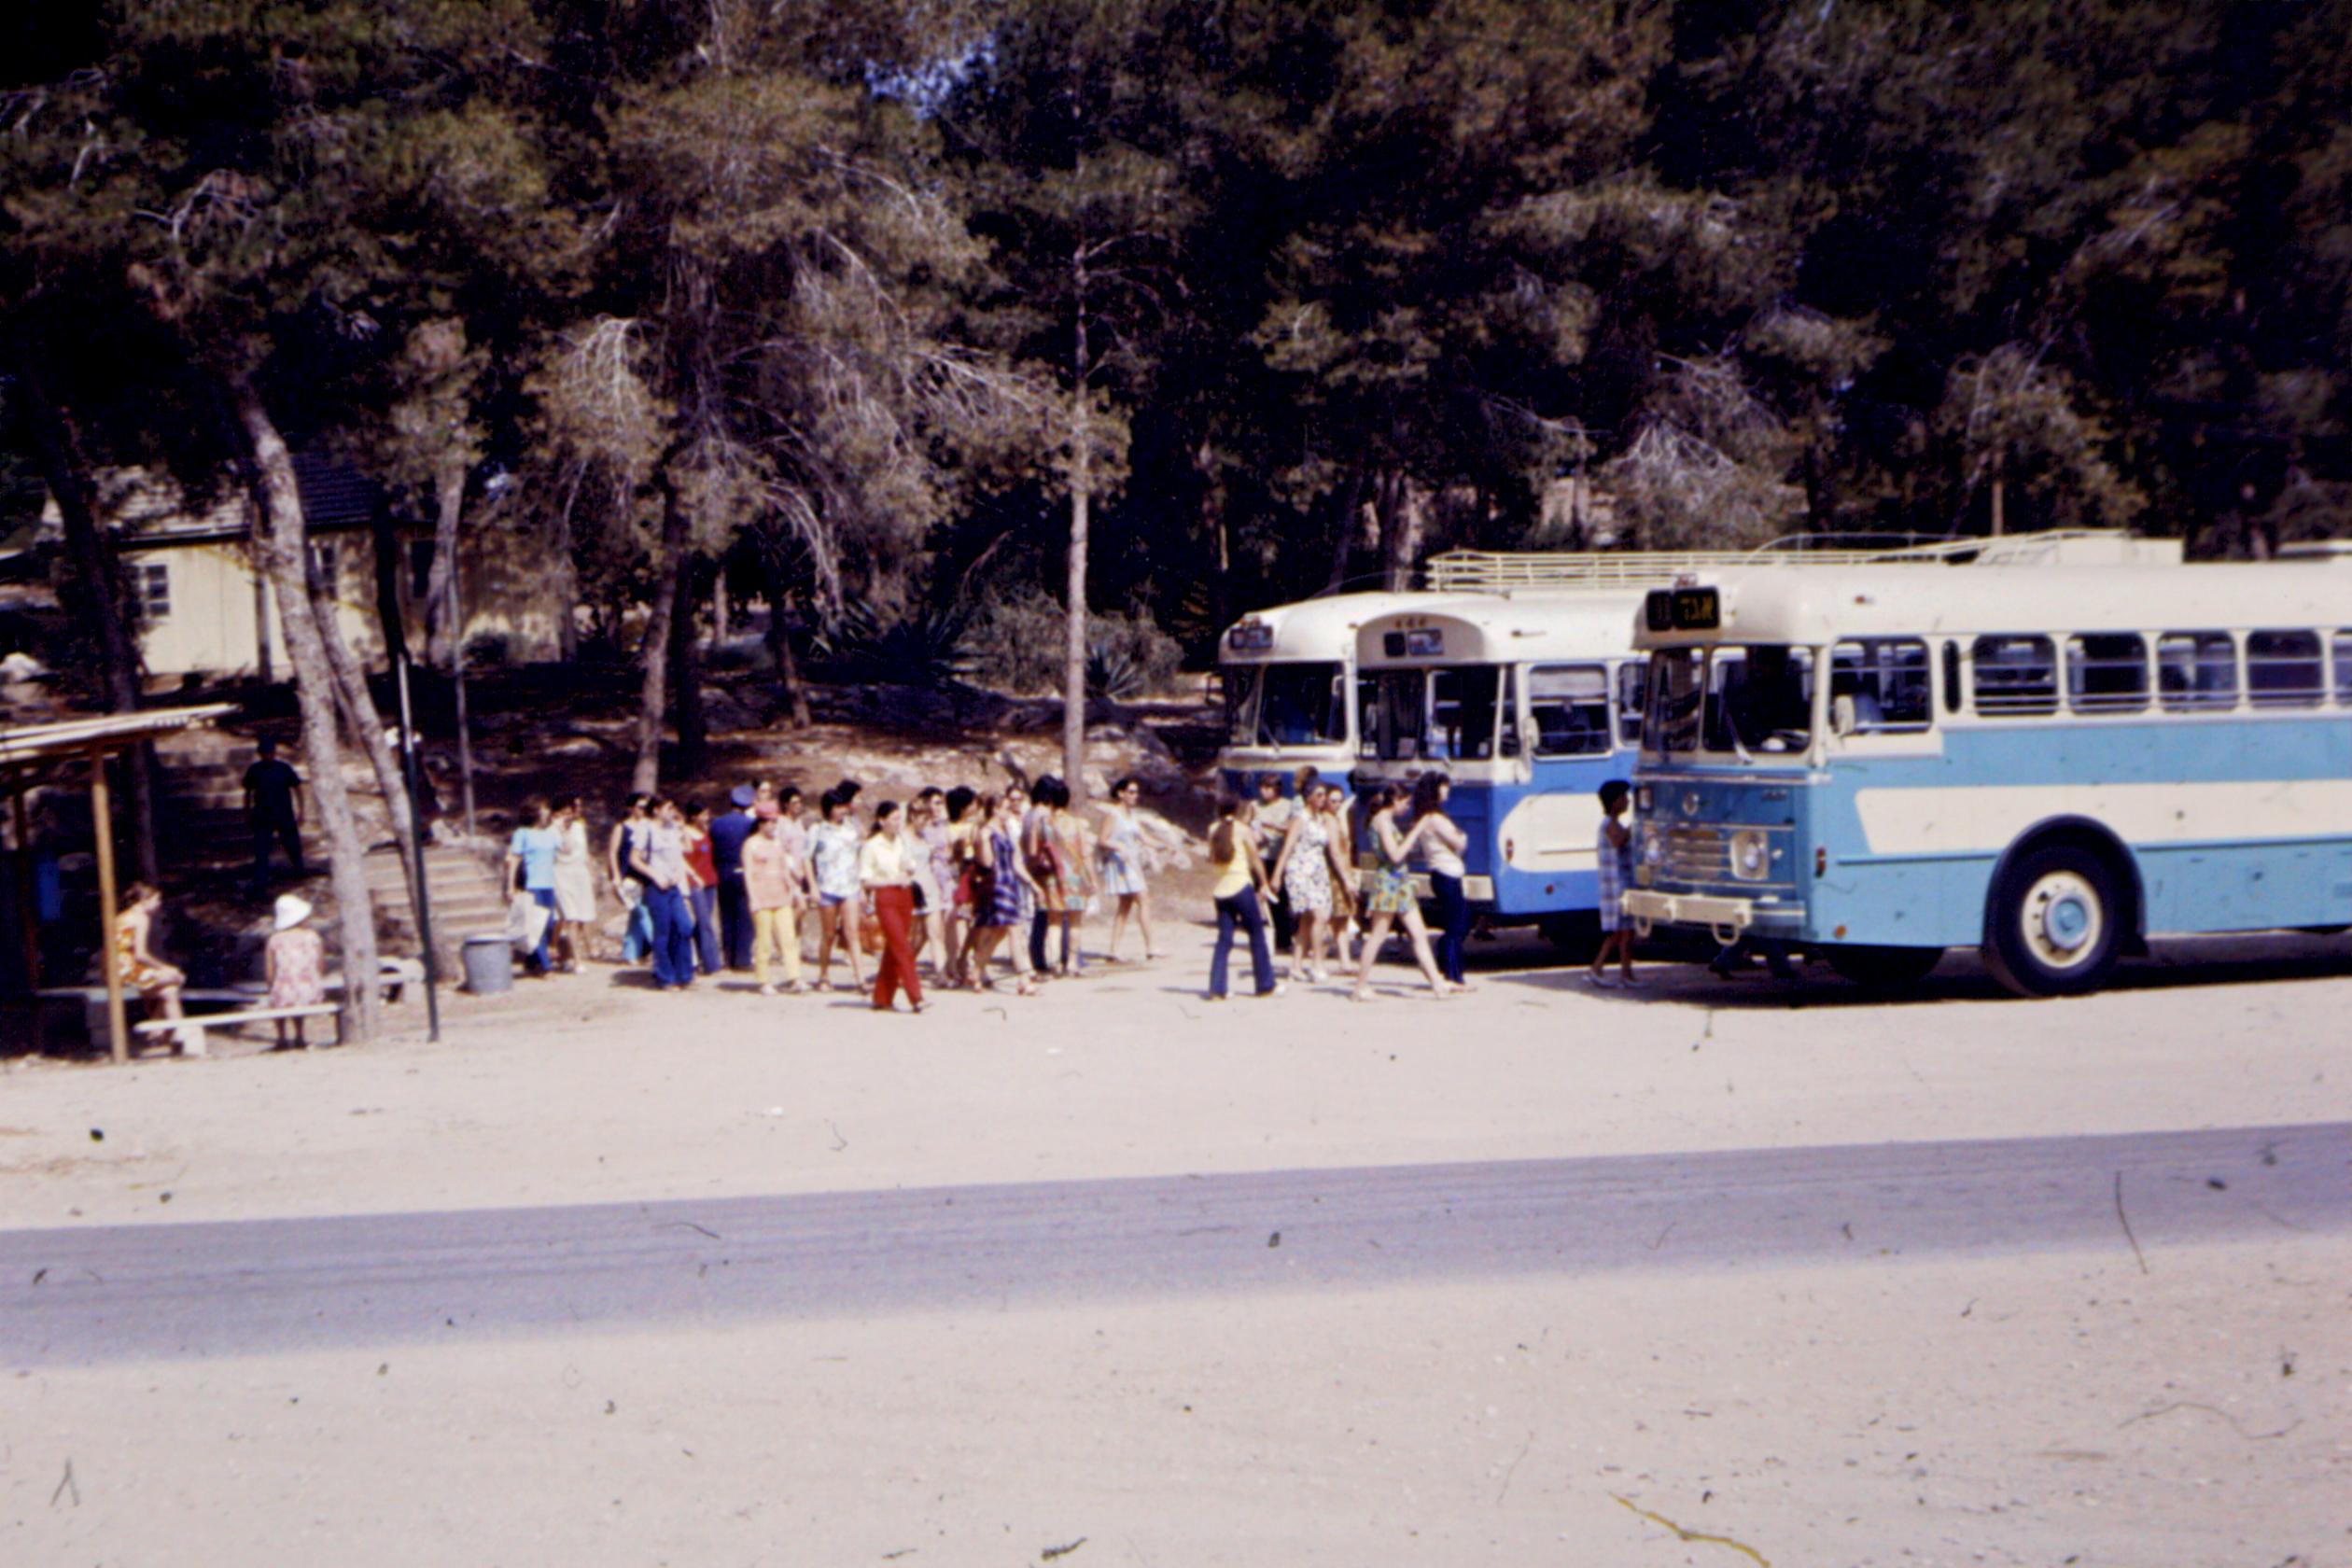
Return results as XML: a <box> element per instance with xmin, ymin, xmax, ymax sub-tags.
<box><xmin>2022</xmin><ymin>871</ymin><xmax>2103</xmax><ymax>970</ymax></box>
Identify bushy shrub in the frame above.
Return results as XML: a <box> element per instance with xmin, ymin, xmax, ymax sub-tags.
<box><xmin>806</xmin><ymin>602</ymin><xmax>973</xmax><ymax>687</ymax></box>
<box><xmin>963</xmin><ymin>591</ymin><xmax>1183</xmax><ymax>700</ymax></box>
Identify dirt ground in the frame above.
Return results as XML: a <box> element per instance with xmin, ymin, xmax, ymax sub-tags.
<box><xmin>2</xmin><ymin>928</ymin><xmax>2347</xmax><ymax>1566</ymax></box>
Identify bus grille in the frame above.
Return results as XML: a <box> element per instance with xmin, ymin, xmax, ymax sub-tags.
<box><xmin>1660</xmin><ymin>825</ymin><xmax>1731</xmax><ymax>884</ymax></box>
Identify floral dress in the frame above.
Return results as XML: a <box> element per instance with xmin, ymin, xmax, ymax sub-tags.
<box><xmin>1099</xmin><ymin>806</ymin><xmax>1148</xmax><ymax>898</ymax></box>
<box><xmin>1283</xmin><ymin>811</ymin><xmax>1335</xmax><ymax>916</ymax></box>
<box><xmin>1364</xmin><ymin>818</ymin><xmax>1416</xmax><ymax>916</ymax></box>
<box><xmin>1049</xmin><ymin>808</ymin><xmax>1097</xmax><ymax>915</ymax></box>
<box><xmin>113</xmin><ymin>913</ymin><xmax>169</xmax><ymax>994</ymax></box>
<box><xmin>266</xmin><ymin>928</ymin><xmax>326</xmax><ymax>1009</ymax></box>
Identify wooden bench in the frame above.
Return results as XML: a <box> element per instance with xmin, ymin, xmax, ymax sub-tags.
<box><xmin>133</xmin><ymin>1003</ymin><xmax>342</xmax><ymax>1058</ymax></box>
<box><xmin>38</xmin><ymin>986</ymin><xmax>248</xmax><ymax>1043</ymax></box>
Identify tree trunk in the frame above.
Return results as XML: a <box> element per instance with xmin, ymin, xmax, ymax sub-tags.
<box><xmin>7</xmin><ymin>340</ymin><xmax>161</xmax><ymax>885</ymax></box>
<box><xmin>303</xmin><ymin>536</ymin><xmax>423</xmax><ymax>918</ymax></box>
<box><xmin>764</xmin><ymin>555</ymin><xmax>813</xmax><ymax>730</ymax></box>
<box><xmin>1063</xmin><ymin>243</ymin><xmax>1093</xmax><ymax>807</ymax></box>
<box><xmin>1323</xmin><ymin>467</ymin><xmax>1365</xmax><ymax>595</ymax></box>
<box><xmin>552</xmin><ymin>466</ymin><xmax>582</xmax><ymax>664</ymax></box>
<box><xmin>424</xmin><ymin>454</ymin><xmax>466</xmax><ymax>668</ymax></box>
<box><xmin>232</xmin><ymin>380</ymin><xmax>381</xmax><ymax>1043</ymax></box>
<box><xmin>631</xmin><ymin>478</ymin><xmax>692</xmax><ymax>794</ymax></box>
<box><xmin>667</xmin><ymin>555</ymin><xmax>708</xmax><ymax>778</ymax></box>
<box><xmin>1375</xmin><ymin>469</ymin><xmax>1425</xmax><ymax>592</ymax></box>
<box><xmin>1197</xmin><ymin>436</ymin><xmax>1229</xmax><ymax>633</ymax></box>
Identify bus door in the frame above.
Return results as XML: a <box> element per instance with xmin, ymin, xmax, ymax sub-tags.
<box><xmin>1488</xmin><ymin>663</ymin><xmax>1615</xmax><ymax>916</ymax></box>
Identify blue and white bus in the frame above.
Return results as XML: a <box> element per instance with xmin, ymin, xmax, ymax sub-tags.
<box><xmin>1352</xmin><ymin>594</ymin><xmax>1650</xmax><ymax>945</ymax></box>
<box><xmin>1216</xmin><ymin>592</ymin><xmax>1463</xmax><ymax>800</ymax></box>
<box><xmin>1620</xmin><ymin>562</ymin><xmax>2352</xmax><ymax>995</ymax></box>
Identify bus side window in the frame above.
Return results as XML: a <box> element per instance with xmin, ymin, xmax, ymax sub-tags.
<box><xmin>1941</xmin><ymin>641</ymin><xmax>1962</xmax><ymax>714</ymax></box>
<box><xmin>1616</xmin><ymin>662</ymin><xmax>1645</xmax><ymax>745</ymax></box>
<box><xmin>2247</xmin><ymin>630</ymin><xmax>2323</xmax><ymax>707</ymax></box>
<box><xmin>2065</xmin><ymin>634</ymin><xmax>2149</xmax><ymax>714</ymax></box>
<box><xmin>2157</xmin><ymin>631</ymin><xmax>2238</xmax><ymax>711</ymax></box>
<box><xmin>1529</xmin><ymin>665</ymin><xmax>1610</xmax><ymax>757</ymax></box>
<box><xmin>1830</xmin><ymin>638</ymin><xmax>1931</xmax><ymax>732</ymax></box>
<box><xmin>1971</xmin><ymin>635</ymin><xmax>2058</xmax><ymax>716</ymax></box>
<box><xmin>2335</xmin><ymin>632</ymin><xmax>2352</xmax><ymax>706</ymax></box>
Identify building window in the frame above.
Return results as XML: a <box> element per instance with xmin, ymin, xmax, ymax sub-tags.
<box><xmin>132</xmin><ymin>560</ymin><xmax>171</xmax><ymax>621</ymax></box>
<box><xmin>410</xmin><ymin>539</ymin><xmax>436</xmax><ymax>600</ymax></box>
<box><xmin>308</xmin><ymin>540</ymin><xmax>337</xmax><ymax>588</ymax></box>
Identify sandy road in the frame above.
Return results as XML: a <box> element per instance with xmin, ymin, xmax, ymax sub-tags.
<box><xmin>2</xmin><ymin>934</ymin><xmax>2347</xmax><ymax>1565</ymax></box>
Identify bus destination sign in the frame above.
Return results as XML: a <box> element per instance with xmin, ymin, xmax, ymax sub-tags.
<box><xmin>1645</xmin><ymin>586</ymin><xmax>1721</xmax><ymax>632</ymax></box>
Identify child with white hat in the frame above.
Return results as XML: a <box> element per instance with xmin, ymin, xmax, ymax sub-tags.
<box><xmin>266</xmin><ymin>893</ymin><xmax>326</xmax><ymax>1049</ymax></box>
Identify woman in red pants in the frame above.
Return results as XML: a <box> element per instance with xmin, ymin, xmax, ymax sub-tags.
<box><xmin>859</xmin><ymin>800</ymin><xmax>927</xmax><ymax>1014</ymax></box>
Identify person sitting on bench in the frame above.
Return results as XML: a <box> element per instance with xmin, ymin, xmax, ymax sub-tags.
<box><xmin>114</xmin><ymin>883</ymin><xmax>189</xmax><ymax>1039</ymax></box>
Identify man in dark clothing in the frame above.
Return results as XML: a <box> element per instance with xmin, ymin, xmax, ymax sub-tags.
<box><xmin>244</xmin><ymin>736</ymin><xmax>306</xmax><ymax>890</ymax></box>
<box><xmin>709</xmin><ymin>782</ymin><xmax>760</xmax><ymax>971</ymax></box>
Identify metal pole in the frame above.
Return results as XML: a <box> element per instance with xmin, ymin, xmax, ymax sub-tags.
<box><xmin>394</xmin><ymin>651</ymin><xmax>441</xmax><ymax>1043</ymax></box>
<box><xmin>442</xmin><ymin>554</ymin><xmax>476</xmax><ymax>836</ymax></box>
<box><xmin>89</xmin><ymin>748</ymin><xmax>127</xmax><ymax>1063</ymax></box>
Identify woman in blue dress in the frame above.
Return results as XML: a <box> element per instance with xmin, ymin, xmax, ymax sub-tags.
<box><xmin>1094</xmin><ymin>776</ymin><xmax>1159</xmax><ymax>963</ymax></box>
<box><xmin>963</xmin><ymin>787</ymin><xmax>1040</xmax><ymax>995</ymax></box>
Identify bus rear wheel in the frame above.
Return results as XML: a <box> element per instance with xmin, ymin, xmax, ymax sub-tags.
<box><xmin>1539</xmin><ymin>915</ymin><xmax>1600</xmax><ymax>963</ymax></box>
<box><xmin>1823</xmin><ymin>944</ymin><xmax>1945</xmax><ymax>990</ymax></box>
<box><xmin>1982</xmin><ymin>844</ymin><xmax>2122</xmax><ymax>998</ymax></box>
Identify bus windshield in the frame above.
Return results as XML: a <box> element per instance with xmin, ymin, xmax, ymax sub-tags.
<box><xmin>1645</xmin><ymin>645</ymin><xmax>1816</xmax><ymax>756</ymax></box>
<box><xmin>1365</xmin><ymin>665</ymin><xmax>1508</xmax><ymax>761</ymax></box>
<box><xmin>1225</xmin><ymin>661</ymin><xmax>1347</xmax><ymax>748</ymax></box>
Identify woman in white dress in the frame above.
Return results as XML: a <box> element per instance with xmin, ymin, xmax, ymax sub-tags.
<box><xmin>550</xmin><ymin>796</ymin><xmax>599</xmax><ymax>971</ymax></box>
<box><xmin>1270</xmin><ymin>781</ymin><xmax>1349</xmax><ymax>984</ymax></box>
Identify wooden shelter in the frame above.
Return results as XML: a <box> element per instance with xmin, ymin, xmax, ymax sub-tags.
<box><xmin>1</xmin><ymin>705</ymin><xmax>236</xmax><ymax>1060</ymax></box>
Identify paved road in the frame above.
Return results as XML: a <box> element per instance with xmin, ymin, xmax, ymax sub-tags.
<box><xmin>2</xmin><ymin>1123</ymin><xmax>2341</xmax><ymax>1366</ymax></box>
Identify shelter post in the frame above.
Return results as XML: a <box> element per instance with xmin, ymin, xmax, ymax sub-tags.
<box><xmin>89</xmin><ymin>748</ymin><xmax>127</xmax><ymax>1063</ymax></box>
<box><xmin>7</xmin><ymin>776</ymin><xmax>40</xmax><ymax>1053</ymax></box>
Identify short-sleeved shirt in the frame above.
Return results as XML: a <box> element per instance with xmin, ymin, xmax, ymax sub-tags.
<box><xmin>809</xmin><ymin>821</ymin><xmax>861</xmax><ymax>900</ymax></box>
<box><xmin>245</xmin><ymin>757</ymin><xmax>301</xmax><ymax>820</ymax></box>
<box><xmin>642</xmin><ymin>821</ymin><xmax>689</xmax><ymax>889</ymax></box>
<box><xmin>742</xmin><ymin>833</ymin><xmax>797</xmax><ymax>910</ymax></box>
<box><xmin>509</xmin><ymin>825</ymin><xmax>560</xmax><ymax>890</ymax></box>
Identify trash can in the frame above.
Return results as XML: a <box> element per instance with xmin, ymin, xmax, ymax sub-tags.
<box><xmin>461</xmin><ymin>934</ymin><xmax>514</xmax><ymax>996</ymax></box>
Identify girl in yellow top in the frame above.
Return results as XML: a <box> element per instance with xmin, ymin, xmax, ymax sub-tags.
<box><xmin>1205</xmin><ymin>796</ymin><xmax>1281</xmax><ymax>1000</ymax></box>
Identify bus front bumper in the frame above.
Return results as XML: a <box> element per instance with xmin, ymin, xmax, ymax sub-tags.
<box><xmin>1623</xmin><ymin>889</ymin><xmax>1799</xmax><ymax>945</ymax></box>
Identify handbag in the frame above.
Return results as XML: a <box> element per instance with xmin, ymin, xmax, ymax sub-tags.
<box><xmin>860</xmin><ymin>917</ymin><xmax>889</xmax><ymax>957</ymax></box>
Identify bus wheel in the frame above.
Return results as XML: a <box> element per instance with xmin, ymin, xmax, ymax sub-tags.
<box><xmin>1983</xmin><ymin>845</ymin><xmax>2121</xmax><ymax>997</ymax></box>
<box><xmin>1539</xmin><ymin>915</ymin><xmax>1599</xmax><ymax>962</ymax></box>
<box><xmin>1823</xmin><ymin>945</ymin><xmax>1944</xmax><ymax>989</ymax></box>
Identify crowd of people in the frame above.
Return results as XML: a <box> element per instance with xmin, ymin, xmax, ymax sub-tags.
<box><xmin>542</xmin><ymin>763</ymin><xmax>1635</xmax><ymax>1011</ymax></box>
<box><xmin>555</xmin><ymin>774</ymin><xmax>1165</xmax><ymax>1013</ymax></box>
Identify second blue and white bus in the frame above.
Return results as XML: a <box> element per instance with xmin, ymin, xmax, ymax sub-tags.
<box><xmin>1620</xmin><ymin>562</ymin><xmax>2352</xmax><ymax>995</ymax></box>
<box><xmin>1351</xmin><ymin>595</ymin><xmax>1650</xmax><ymax>945</ymax></box>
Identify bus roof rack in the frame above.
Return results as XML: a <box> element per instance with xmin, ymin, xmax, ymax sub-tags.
<box><xmin>1421</xmin><ymin>530</ymin><xmax>2179</xmax><ymax>593</ymax></box>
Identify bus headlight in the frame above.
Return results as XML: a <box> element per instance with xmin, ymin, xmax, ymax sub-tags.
<box><xmin>1729</xmin><ymin>829</ymin><xmax>1770</xmax><ymax>881</ymax></box>
<box><xmin>1637</xmin><ymin>823</ymin><xmax>1664</xmax><ymax>866</ymax></box>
